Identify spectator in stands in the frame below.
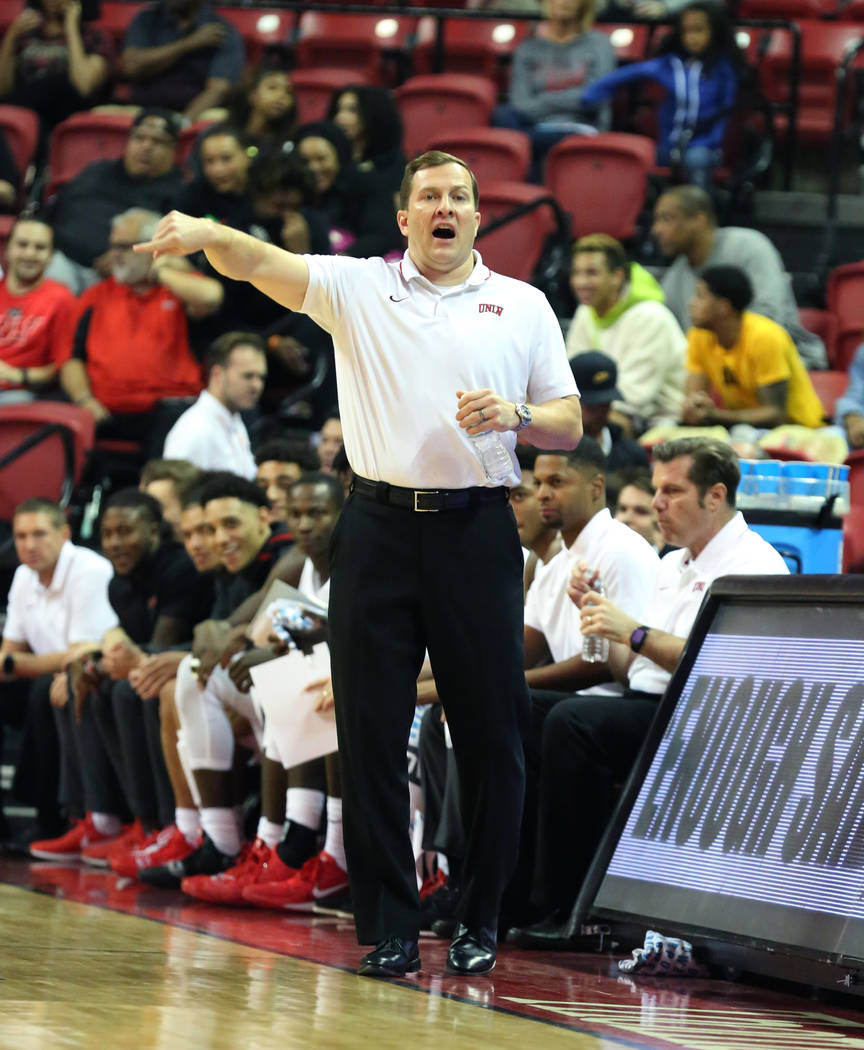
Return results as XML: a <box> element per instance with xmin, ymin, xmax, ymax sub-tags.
<box><xmin>295</xmin><ymin>121</ymin><xmax>402</xmax><ymax>258</ymax></box>
<box><xmin>247</xmin><ymin>150</ymin><xmax>330</xmax><ymax>257</ymax></box>
<box><xmin>509</xmin><ymin>438</ymin><xmax>789</xmax><ymax>948</ymax></box>
<box><xmin>682</xmin><ymin>266</ymin><xmax>825</xmax><ymax>432</ymax></box>
<box><xmin>46</xmin><ymin>108</ymin><xmax>186</xmax><ymax>295</ymax></box>
<box><xmin>580</xmin><ymin>3</ymin><xmax>739</xmax><ymax>188</ymax></box>
<box><xmin>569</xmin><ymin>352</ymin><xmax>651</xmax><ymax>469</ymax></box>
<box><xmin>492</xmin><ymin>0</ymin><xmax>615</xmax><ymax>177</ymax></box>
<box><xmin>140</xmin><ymin>457</ymin><xmax>202</xmax><ymax>540</ymax></box>
<box><xmin>512</xmin><ymin>445</ymin><xmax>563</xmax><ymax>595</ymax></box>
<box><xmin>6</xmin><ymin>498</ymin><xmax>119</xmax><ymax>854</ymax></box>
<box><xmin>58</xmin><ymin>208</ymin><xmax>219</xmax><ymax>454</ymax></box>
<box><xmin>163</xmin><ymin>330</ymin><xmax>266</xmax><ymax>476</ymax></box>
<box><xmin>121</xmin><ymin>0</ymin><xmax>245</xmax><ymax>122</ymax></box>
<box><xmin>228</xmin><ymin>64</ymin><xmax>297</xmax><ymax>160</ymax></box>
<box><xmin>567</xmin><ymin>236</ymin><xmax>686</xmax><ymax>431</ymax></box>
<box><xmin>316</xmin><ymin>413</ymin><xmax>343</xmax><ymax>474</ymax></box>
<box><xmin>177</xmin><ymin>124</ymin><xmax>256</xmax><ymax>231</ymax></box>
<box><xmin>0</xmin><ymin>216</ymin><xmax>76</xmax><ymax>402</ymax></box>
<box><xmin>836</xmin><ymin>345</ymin><xmax>864</xmax><ymax>450</ymax></box>
<box><xmin>254</xmin><ymin>437</ymin><xmax>318</xmax><ymax>522</ymax></box>
<box><xmin>612</xmin><ymin>468</ymin><xmax>664</xmax><ymax>552</ymax></box>
<box><xmin>0</xmin><ymin>0</ymin><xmax>113</xmax><ymax>133</ymax></box>
<box><xmin>653</xmin><ymin>185</ymin><xmax>828</xmax><ymax>370</ymax></box>
<box><xmin>327</xmin><ymin>85</ymin><xmax>406</xmax><ymax>200</ymax></box>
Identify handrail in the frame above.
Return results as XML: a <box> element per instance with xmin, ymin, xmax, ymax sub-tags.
<box><xmin>820</xmin><ymin>35</ymin><xmax>864</xmax><ymax>278</ymax></box>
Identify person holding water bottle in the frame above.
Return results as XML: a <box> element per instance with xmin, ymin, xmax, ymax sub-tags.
<box><xmin>132</xmin><ymin>150</ymin><xmax>581</xmax><ymax>979</ymax></box>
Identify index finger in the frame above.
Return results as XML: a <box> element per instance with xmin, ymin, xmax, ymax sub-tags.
<box><xmin>133</xmin><ymin>240</ymin><xmax>158</xmax><ymax>254</ymax></box>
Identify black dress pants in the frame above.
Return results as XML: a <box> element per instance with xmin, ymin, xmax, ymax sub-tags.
<box><xmin>418</xmin><ymin>705</ymin><xmax>465</xmax><ymax>858</ymax></box>
<box><xmin>533</xmin><ymin>689</ymin><xmax>662</xmax><ymax>912</ymax></box>
<box><xmin>109</xmin><ymin>680</ymin><xmax>175</xmax><ymax>829</ymax></box>
<box><xmin>56</xmin><ymin>681</ymin><xmax>126</xmax><ymax>816</ymax></box>
<box><xmin>329</xmin><ymin>490</ymin><xmax>528</xmax><ymax>945</ymax></box>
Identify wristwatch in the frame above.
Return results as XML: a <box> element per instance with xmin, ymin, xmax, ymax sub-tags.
<box><xmin>629</xmin><ymin>626</ymin><xmax>650</xmax><ymax>653</ymax></box>
<box><xmin>514</xmin><ymin>403</ymin><xmax>532</xmax><ymax>431</ymax></box>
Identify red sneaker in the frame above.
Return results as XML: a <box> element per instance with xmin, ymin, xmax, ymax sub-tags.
<box><xmin>181</xmin><ymin>838</ymin><xmax>275</xmax><ymax>904</ymax></box>
<box><xmin>30</xmin><ymin>815</ymin><xmax>125</xmax><ymax>862</ymax></box>
<box><xmin>110</xmin><ymin>824</ymin><xmax>197</xmax><ymax>880</ymax></box>
<box><xmin>82</xmin><ymin>820</ymin><xmax>143</xmax><ymax>867</ymax></box>
<box><xmin>241</xmin><ymin>851</ymin><xmax>348</xmax><ymax>912</ymax></box>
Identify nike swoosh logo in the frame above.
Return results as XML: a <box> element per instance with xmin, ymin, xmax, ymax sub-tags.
<box><xmin>389</xmin><ymin>294</ymin><xmax>409</xmax><ymax>302</ymax></box>
<box><xmin>313</xmin><ymin>880</ymin><xmax>349</xmax><ymax>898</ymax></box>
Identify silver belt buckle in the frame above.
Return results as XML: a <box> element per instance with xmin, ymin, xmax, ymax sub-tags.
<box><xmin>414</xmin><ymin>490</ymin><xmax>440</xmax><ymax>512</ymax></box>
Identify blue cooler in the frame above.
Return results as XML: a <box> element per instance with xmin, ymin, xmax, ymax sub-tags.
<box><xmin>738</xmin><ymin>460</ymin><xmax>849</xmax><ymax>574</ymax></box>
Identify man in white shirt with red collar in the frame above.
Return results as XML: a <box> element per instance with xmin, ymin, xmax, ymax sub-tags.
<box><xmin>511</xmin><ymin>437</ymin><xmax>788</xmax><ymax>948</ymax></box>
<box><xmin>135</xmin><ymin>149</ymin><xmax>582</xmax><ymax>979</ymax></box>
<box><xmin>163</xmin><ymin>330</ymin><xmax>266</xmax><ymax>478</ymax></box>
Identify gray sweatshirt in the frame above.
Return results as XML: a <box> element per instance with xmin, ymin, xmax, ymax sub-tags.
<box><xmin>660</xmin><ymin>227</ymin><xmax>828</xmax><ymax>371</ymax></box>
<box><xmin>509</xmin><ymin>31</ymin><xmax>616</xmax><ymax>126</ymax></box>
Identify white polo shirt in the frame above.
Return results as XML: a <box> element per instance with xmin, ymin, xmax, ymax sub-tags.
<box><xmin>628</xmin><ymin>512</ymin><xmax>790</xmax><ymax>695</ymax></box>
<box><xmin>524</xmin><ymin>508</ymin><xmax>660</xmax><ymax>696</ymax></box>
<box><xmin>302</xmin><ymin>250</ymin><xmax>579</xmax><ymax>488</ymax></box>
<box><xmin>163</xmin><ymin>389</ymin><xmax>256</xmax><ymax>479</ymax></box>
<box><xmin>3</xmin><ymin>541</ymin><xmax>118</xmax><ymax>654</ymax></box>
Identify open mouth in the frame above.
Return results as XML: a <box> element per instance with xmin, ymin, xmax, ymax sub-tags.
<box><xmin>433</xmin><ymin>226</ymin><xmax>456</xmax><ymax>239</ymax></box>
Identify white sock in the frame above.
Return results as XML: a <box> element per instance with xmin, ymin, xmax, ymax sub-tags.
<box><xmin>323</xmin><ymin>797</ymin><xmax>346</xmax><ymax>871</ymax></box>
<box><xmin>286</xmin><ymin>788</ymin><xmax>324</xmax><ymax>831</ymax></box>
<box><xmin>175</xmin><ymin>807</ymin><xmax>199</xmax><ymax>845</ymax></box>
<box><xmin>200</xmin><ymin>807</ymin><xmax>241</xmax><ymax>857</ymax></box>
<box><xmin>91</xmin><ymin>812</ymin><xmax>123</xmax><ymax>836</ymax></box>
<box><xmin>256</xmin><ymin>817</ymin><xmax>284</xmax><ymax>849</ymax></box>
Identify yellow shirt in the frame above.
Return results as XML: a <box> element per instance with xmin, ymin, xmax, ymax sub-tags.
<box><xmin>687</xmin><ymin>312</ymin><xmax>825</xmax><ymax>428</ymax></box>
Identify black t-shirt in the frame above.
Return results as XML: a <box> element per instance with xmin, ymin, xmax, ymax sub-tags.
<box><xmin>50</xmin><ymin>158</ymin><xmax>186</xmax><ymax>267</ymax></box>
<box><xmin>210</xmin><ymin>525</ymin><xmax>294</xmax><ymax>620</ymax></box>
<box><xmin>109</xmin><ymin>540</ymin><xmax>213</xmax><ymax>646</ymax></box>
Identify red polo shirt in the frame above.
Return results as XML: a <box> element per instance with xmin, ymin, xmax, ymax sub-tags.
<box><xmin>60</xmin><ymin>277</ymin><xmax>203</xmax><ymax>413</ymax></box>
<box><xmin>0</xmin><ymin>277</ymin><xmax>76</xmax><ymax>386</ymax></box>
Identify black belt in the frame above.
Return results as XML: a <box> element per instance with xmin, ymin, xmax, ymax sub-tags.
<box><xmin>351</xmin><ymin>475</ymin><xmax>508</xmax><ymax>512</ymax></box>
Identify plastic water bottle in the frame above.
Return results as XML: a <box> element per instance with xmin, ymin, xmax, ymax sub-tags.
<box><xmin>582</xmin><ymin>579</ymin><xmax>610</xmax><ymax>663</ymax></box>
<box><xmin>469</xmin><ymin>431</ymin><xmax>512</xmax><ymax>484</ymax></box>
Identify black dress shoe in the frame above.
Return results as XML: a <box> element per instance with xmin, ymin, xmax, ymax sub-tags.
<box><xmin>445</xmin><ymin>923</ymin><xmax>497</xmax><ymax>976</ymax></box>
<box><xmin>358</xmin><ymin>936</ymin><xmax>421</xmax><ymax>978</ymax></box>
<box><xmin>505</xmin><ymin>910</ymin><xmax>575</xmax><ymax>950</ymax></box>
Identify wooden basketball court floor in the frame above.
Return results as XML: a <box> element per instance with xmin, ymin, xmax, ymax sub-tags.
<box><xmin>1</xmin><ymin>856</ymin><xmax>864</xmax><ymax>1049</ymax></box>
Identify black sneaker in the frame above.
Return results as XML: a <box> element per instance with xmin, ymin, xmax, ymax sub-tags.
<box><xmin>313</xmin><ymin>887</ymin><xmax>353</xmax><ymax>918</ymax></box>
<box><xmin>139</xmin><ymin>832</ymin><xmax>238</xmax><ymax>889</ymax></box>
<box><xmin>420</xmin><ymin>880</ymin><xmax>461</xmax><ymax>931</ymax></box>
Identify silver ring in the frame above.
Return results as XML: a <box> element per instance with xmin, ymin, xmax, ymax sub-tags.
<box><xmin>479</xmin><ymin>408</ymin><xmax>486</xmax><ymax>422</ymax></box>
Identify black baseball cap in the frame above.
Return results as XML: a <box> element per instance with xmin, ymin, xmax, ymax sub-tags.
<box><xmin>570</xmin><ymin>351</ymin><xmax>622</xmax><ymax>405</ymax></box>
<box><xmin>132</xmin><ymin>108</ymin><xmax>182</xmax><ymax>141</ymax></box>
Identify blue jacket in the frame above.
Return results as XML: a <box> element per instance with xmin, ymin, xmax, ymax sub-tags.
<box><xmin>580</xmin><ymin>54</ymin><xmax>738</xmax><ymax>156</ymax></box>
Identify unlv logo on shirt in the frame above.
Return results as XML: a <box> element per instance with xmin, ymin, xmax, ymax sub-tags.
<box><xmin>478</xmin><ymin>304</ymin><xmax>503</xmax><ymax>317</ymax></box>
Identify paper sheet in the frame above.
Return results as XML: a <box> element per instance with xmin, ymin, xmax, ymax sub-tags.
<box><xmin>250</xmin><ymin>644</ymin><xmax>337</xmax><ymax>768</ymax></box>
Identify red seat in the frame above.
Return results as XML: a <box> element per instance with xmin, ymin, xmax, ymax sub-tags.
<box><xmin>0</xmin><ymin>104</ymin><xmax>38</xmax><ymax>203</ymax></box>
<box><xmin>808</xmin><ymin>369</ymin><xmax>848</xmax><ymax>419</ymax></box>
<box><xmin>846</xmin><ymin>449</ymin><xmax>864</xmax><ymax>508</ymax></box>
<box><xmin>0</xmin><ymin>403</ymin><xmax>95</xmax><ymax>521</ymax></box>
<box><xmin>46</xmin><ymin>112</ymin><xmax>135</xmax><ymax>197</ymax></box>
<box><xmin>843</xmin><ymin>504</ymin><xmax>864</xmax><ymax>571</ymax></box>
<box><xmin>95</xmin><ymin>0</ymin><xmax>147</xmax><ymax>48</ymax></box>
<box><xmin>738</xmin><ymin>0</ymin><xmax>828</xmax><ymax>16</ymax></box>
<box><xmin>544</xmin><ymin>132</ymin><xmax>654</xmax><ymax>241</ymax></box>
<box><xmin>214</xmin><ymin>6</ymin><xmax>294</xmax><ymax>64</ymax></box>
<box><xmin>827</xmin><ymin>261</ymin><xmax>864</xmax><ymax>372</ymax></box>
<box><xmin>799</xmin><ymin>307</ymin><xmax>839</xmax><ymax>368</ymax></box>
<box><xmin>424</xmin><ymin>127</ymin><xmax>531</xmax><ymax>184</ymax></box>
<box><xmin>475</xmin><ymin>181</ymin><xmax>559</xmax><ymax>283</ymax></box>
<box><xmin>0</xmin><ymin>0</ymin><xmax>22</xmax><ymax>34</ymax></box>
<box><xmin>841</xmin><ymin>0</ymin><xmax>864</xmax><ymax>19</ymax></box>
<box><xmin>0</xmin><ymin>214</ymin><xmax>14</xmax><ymax>261</ymax></box>
<box><xmin>595</xmin><ymin>23</ymin><xmax>650</xmax><ymax>65</ymax></box>
<box><xmin>742</xmin><ymin>21</ymin><xmax>864</xmax><ymax>147</ymax></box>
<box><xmin>395</xmin><ymin>74</ymin><xmax>497</xmax><ymax>158</ymax></box>
<box><xmin>411</xmin><ymin>16</ymin><xmax>530</xmax><ymax>91</ymax></box>
<box><xmin>294</xmin><ymin>12</ymin><xmax>415</xmax><ymax>87</ymax></box>
<box><xmin>291</xmin><ymin>68</ymin><xmax>372</xmax><ymax>124</ymax></box>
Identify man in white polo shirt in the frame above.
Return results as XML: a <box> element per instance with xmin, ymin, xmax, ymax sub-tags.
<box><xmin>509</xmin><ymin>437</ymin><xmax>789</xmax><ymax>949</ymax></box>
<box><xmin>162</xmin><ymin>330</ymin><xmax>267</xmax><ymax>478</ymax></box>
<box><xmin>134</xmin><ymin>149</ymin><xmax>582</xmax><ymax>979</ymax></box>
<box><xmin>0</xmin><ymin>498</ymin><xmax>118</xmax><ymax>846</ymax></box>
